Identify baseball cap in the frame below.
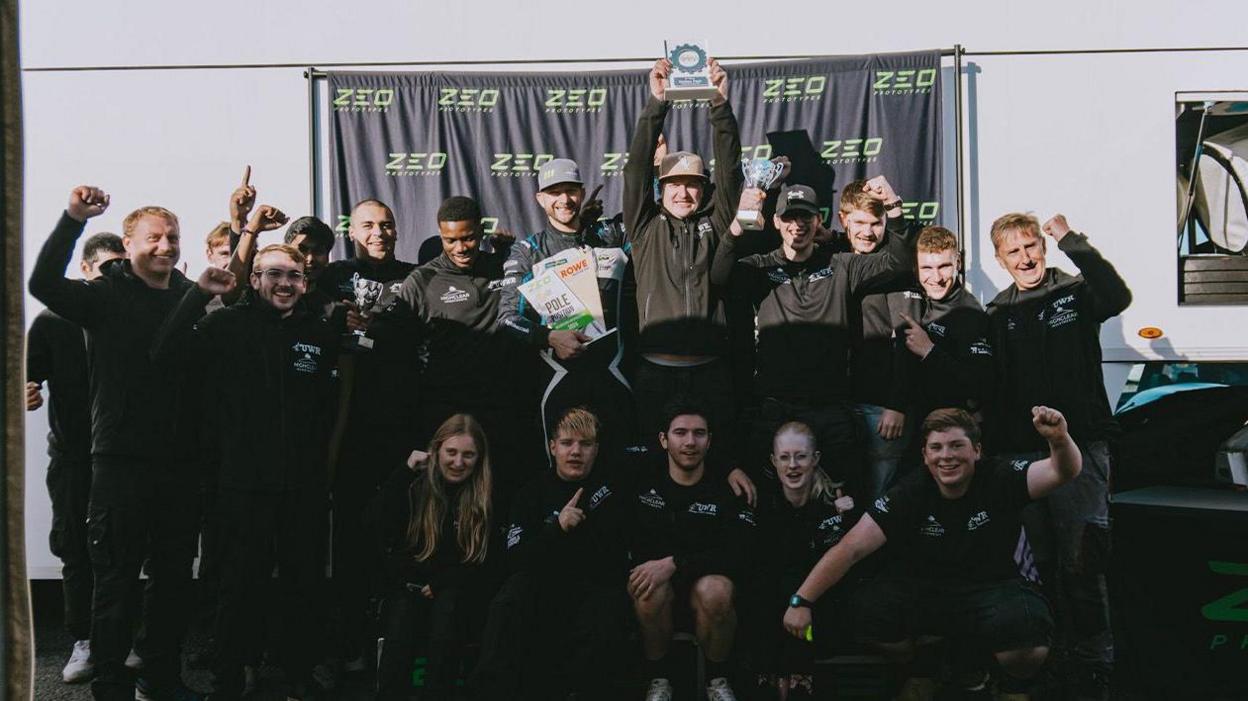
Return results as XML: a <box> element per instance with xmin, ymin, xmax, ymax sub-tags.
<box><xmin>657</xmin><ymin>151</ymin><xmax>708</xmax><ymax>181</ymax></box>
<box><xmin>776</xmin><ymin>184</ymin><xmax>819</xmax><ymax>216</ymax></box>
<box><xmin>538</xmin><ymin>158</ymin><xmax>583</xmax><ymax>191</ymax></box>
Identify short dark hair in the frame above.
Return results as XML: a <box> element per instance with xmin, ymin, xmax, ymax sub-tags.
<box><xmin>285</xmin><ymin>216</ymin><xmax>335</xmax><ymax>251</ymax></box>
<box><xmin>659</xmin><ymin>395</ymin><xmax>712</xmax><ymax>435</ymax></box>
<box><xmin>82</xmin><ymin>232</ymin><xmax>124</xmax><ymax>263</ymax></box>
<box><xmin>351</xmin><ymin>198</ymin><xmax>392</xmax><ymax>216</ymax></box>
<box><xmin>437</xmin><ymin>196</ymin><xmax>481</xmax><ymax>224</ymax></box>
<box><xmin>920</xmin><ymin>408</ymin><xmax>982</xmax><ymax>446</ymax></box>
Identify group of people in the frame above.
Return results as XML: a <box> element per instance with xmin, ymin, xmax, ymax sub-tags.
<box><xmin>25</xmin><ymin>56</ymin><xmax>1131</xmax><ymax>701</ymax></box>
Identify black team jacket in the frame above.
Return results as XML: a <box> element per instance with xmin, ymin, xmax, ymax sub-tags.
<box><xmin>29</xmin><ymin>212</ymin><xmax>195</xmax><ymax>463</ymax></box>
<box><xmin>986</xmin><ymin>232</ymin><xmax>1132</xmax><ymax>453</ymax></box>
<box><xmin>27</xmin><ymin>310</ymin><xmax>91</xmax><ymax>463</ymax></box>
<box><xmin>623</xmin><ymin>97</ymin><xmax>743</xmax><ymax>358</ymax></box>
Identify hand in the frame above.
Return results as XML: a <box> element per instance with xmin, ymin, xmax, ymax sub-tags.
<box><xmin>649</xmin><ymin>58</ymin><xmax>672</xmax><ymax>101</ymax></box>
<box><xmin>578</xmin><ymin>185</ymin><xmax>604</xmax><ymax>233</ymax></box>
<box><xmin>407</xmin><ymin>450</ymin><xmax>429</xmax><ymax>470</ymax></box>
<box><xmin>833</xmin><ymin>488</ymin><xmax>854</xmax><ymax>514</ymax></box>
<box><xmin>344</xmin><ymin>303</ymin><xmax>371</xmax><ymax>333</ymax></box>
<box><xmin>67</xmin><ymin>186</ymin><xmax>110</xmax><ymax>222</ymax></box>
<box><xmin>549</xmin><ymin>329</ymin><xmax>591</xmax><ymax>360</ymax></box>
<box><xmin>490</xmin><ymin>226</ymin><xmax>516</xmax><ymax>248</ymax></box>
<box><xmin>1042</xmin><ymin>214</ymin><xmax>1071</xmax><ymax>243</ymax></box>
<box><xmin>863</xmin><ymin>176</ymin><xmax>898</xmax><ymax>204</ymax></box>
<box><xmin>708</xmin><ymin>58</ymin><xmax>728</xmax><ymax>105</ymax></box>
<box><xmin>1031</xmin><ymin>406</ymin><xmax>1069</xmax><ymax>443</ymax></box>
<box><xmin>737</xmin><ymin>187</ymin><xmax>765</xmax><ymax>217</ymax></box>
<box><xmin>25</xmin><ymin>382</ymin><xmax>43</xmax><ymax>411</ymax></box>
<box><xmin>558</xmin><ymin>487</ymin><xmax>586</xmax><ymax>532</ymax></box>
<box><xmin>420</xmin><ymin>584</ymin><xmax>433</xmax><ymax>599</ymax></box>
<box><xmin>770</xmin><ymin>156</ymin><xmax>792</xmax><ymax>187</ymax></box>
<box><xmin>877</xmin><ymin>409</ymin><xmax>906</xmax><ymax>441</ymax></box>
<box><xmin>628</xmin><ymin>557</ymin><xmax>676</xmax><ymax>601</ymax></box>
<box><xmin>899</xmin><ymin>313</ymin><xmax>935</xmax><ymax>359</ymax></box>
<box><xmin>727</xmin><ymin>467</ymin><xmax>757</xmax><ymax>507</ymax></box>
<box><xmin>245</xmin><ymin>204</ymin><xmax>288</xmax><ymax>234</ymax></box>
<box><xmin>196</xmin><ymin>266</ymin><xmax>237</xmax><ymax>296</ymax></box>
<box><xmin>229</xmin><ymin>166</ymin><xmax>257</xmax><ymax>229</ymax></box>
<box><xmin>813</xmin><ymin>218</ymin><xmax>834</xmax><ymax>244</ymax></box>
<box><xmin>783</xmin><ymin>604</ymin><xmax>813</xmax><ymax>639</ymax></box>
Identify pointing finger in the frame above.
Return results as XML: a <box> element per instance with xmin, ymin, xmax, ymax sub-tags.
<box><xmin>587</xmin><ymin>184</ymin><xmax>603</xmax><ymax>203</ymax></box>
<box><xmin>566</xmin><ymin>487</ymin><xmax>584</xmax><ymax>509</ymax></box>
<box><xmin>241</xmin><ymin>165</ymin><xmax>251</xmax><ymax>187</ymax></box>
<box><xmin>899</xmin><ymin>312</ymin><xmax>920</xmax><ymax>328</ymax></box>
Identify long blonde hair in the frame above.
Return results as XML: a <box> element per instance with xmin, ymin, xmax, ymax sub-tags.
<box><xmin>407</xmin><ymin>414</ymin><xmax>492</xmax><ymax>564</ymax></box>
<box><xmin>773</xmin><ymin>421</ymin><xmax>841</xmax><ymax>504</ymax></box>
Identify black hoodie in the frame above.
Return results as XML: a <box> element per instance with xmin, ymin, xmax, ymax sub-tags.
<box><xmin>986</xmin><ymin>232</ymin><xmax>1132</xmax><ymax>452</ymax></box>
<box><xmin>29</xmin><ymin>212</ymin><xmax>195</xmax><ymax>461</ymax></box>
<box><xmin>151</xmin><ymin>290</ymin><xmax>340</xmax><ymax>492</ymax></box>
<box><xmin>27</xmin><ymin>310</ymin><xmax>91</xmax><ymax>461</ymax></box>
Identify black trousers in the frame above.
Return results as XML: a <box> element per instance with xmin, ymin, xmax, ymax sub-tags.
<box><xmin>211</xmin><ymin>487</ymin><xmax>328</xmax><ymax>698</ymax></box>
<box><xmin>376</xmin><ymin>583</ymin><xmax>484</xmax><ymax>700</ymax></box>
<box><xmin>86</xmin><ymin>458</ymin><xmax>199</xmax><ymax>701</ymax></box>
<box><xmin>47</xmin><ymin>455</ymin><xmax>93</xmax><ymax>641</ymax></box>
<box><xmin>472</xmin><ymin>572</ymin><xmax>632</xmax><ymax>701</ymax></box>
<box><xmin>633</xmin><ymin>356</ymin><xmax>737</xmax><ymax>456</ymax></box>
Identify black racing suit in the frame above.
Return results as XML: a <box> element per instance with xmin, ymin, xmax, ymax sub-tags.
<box><xmin>398</xmin><ymin>251</ymin><xmax>539</xmax><ymax>503</ymax></box>
<box><xmin>318</xmin><ymin>255</ymin><xmax>418</xmax><ymax>657</ymax></box>
<box><xmin>985</xmin><ymin>231</ymin><xmax>1132</xmax><ymax>679</ymax></box>
<box><xmin>26</xmin><ymin>309</ymin><xmax>94</xmax><ymax>641</ymax></box>
<box><xmin>497</xmin><ymin>220</ymin><xmax>636</xmax><ymax>451</ymax></box>
<box><xmin>711</xmin><ymin>221</ymin><xmax>916</xmax><ymax>491</ymax></box>
<box><xmin>152</xmin><ymin>290</ymin><xmax>340</xmax><ymax>697</ymax></box>
<box><xmin>623</xmin><ymin>96</ymin><xmax>743</xmax><ymax>443</ymax></box>
<box><xmin>472</xmin><ymin>462</ymin><xmax>634</xmax><ymax>700</ymax></box>
<box><xmin>28</xmin><ymin>212</ymin><xmax>199</xmax><ymax>700</ymax></box>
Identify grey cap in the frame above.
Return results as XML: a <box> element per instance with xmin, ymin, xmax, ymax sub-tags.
<box><xmin>538</xmin><ymin>158</ymin><xmax>583</xmax><ymax>191</ymax></box>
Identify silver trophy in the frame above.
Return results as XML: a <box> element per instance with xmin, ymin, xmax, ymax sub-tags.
<box><xmin>736</xmin><ymin>158</ymin><xmax>787</xmax><ymax>230</ymax></box>
<box><xmin>350</xmin><ymin>273</ymin><xmax>386</xmax><ymax>350</ymax></box>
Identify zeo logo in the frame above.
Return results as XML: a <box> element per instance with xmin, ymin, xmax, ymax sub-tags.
<box><xmin>708</xmin><ymin>144</ymin><xmax>773</xmax><ymax>173</ymax></box>
<box><xmin>601</xmin><ymin>152</ymin><xmax>630</xmax><ymax>177</ymax></box>
<box><xmin>385</xmin><ymin>152</ymin><xmax>449</xmax><ymax>177</ymax></box>
<box><xmin>901</xmin><ymin>201</ymin><xmax>940</xmax><ymax>221</ymax></box>
<box><xmin>335</xmin><ymin>215</ymin><xmax>351</xmax><ymax>234</ymax></box>
<box><xmin>821</xmin><ymin>137</ymin><xmax>885</xmax><ymax>164</ymax></box>
<box><xmin>480</xmin><ymin>217</ymin><xmax>501</xmax><ymax>235</ymax></box>
<box><xmin>437</xmin><ymin>87</ymin><xmax>500</xmax><ymax>112</ymax></box>
<box><xmin>333</xmin><ymin>88</ymin><xmax>396</xmax><ymax>113</ymax></box>
<box><xmin>1204</xmin><ymin>561</ymin><xmax>1248</xmax><ymax>653</ymax></box>
<box><xmin>545</xmin><ymin>88</ymin><xmax>608</xmax><ymax>113</ymax></box>
<box><xmin>491</xmin><ymin>153</ymin><xmax>554</xmax><ymax>177</ymax></box>
<box><xmin>762</xmin><ymin>76</ymin><xmax>827</xmax><ymax>103</ymax></box>
<box><xmin>872</xmin><ymin>69</ymin><xmax>937</xmax><ymax>96</ymax></box>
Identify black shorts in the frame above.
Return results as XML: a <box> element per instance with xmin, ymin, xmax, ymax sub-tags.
<box><xmin>852</xmin><ymin>577</ymin><xmax>1052</xmax><ymax>653</ymax></box>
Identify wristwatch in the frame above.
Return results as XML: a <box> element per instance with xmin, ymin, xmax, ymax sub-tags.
<box><xmin>789</xmin><ymin>594</ymin><xmax>814</xmax><ymax>609</ymax></box>
<box><xmin>883</xmin><ymin>199</ymin><xmax>903</xmax><ymax>211</ymax></box>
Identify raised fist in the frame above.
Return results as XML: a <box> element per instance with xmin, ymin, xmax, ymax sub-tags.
<box><xmin>863</xmin><ymin>176</ymin><xmax>898</xmax><ymax>204</ymax></box>
<box><xmin>246</xmin><ymin>205</ymin><xmax>289</xmax><ymax>234</ymax></box>
<box><xmin>708</xmin><ymin>58</ymin><xmax>728</xmax><ymax>105</ymax></box>
<box><xmin>1031</xmin><ymin>406</ymin><xmax>1069</xmax><ymax>443</ymax></box>
<box><xmin>197</xmin><ymin>266</ymin><xmax>237</xmax><ymax>296</ymax></box>
<box><xmin>230</xmin><ymin>166</ymin><xmax>256</xmax><ymax>227</ymax></box>
<box><xmin>649</xmin><ymin>58</ymin><xmax>672</xmax><ymax>101</ymax></box>
<box><xmin>578</xmin><ymin>185</ymin><xmax>605</xmax><ymax>233</ymax></box>
<box><xmin>67</xmin><ymin>186</ymin><xmax>110</xmax><ymax>222</ymax></box>
<box><xmin>1042</xmin><ymin>214</ymin><xmax>1071</xmax><ymax>242</ymax></box>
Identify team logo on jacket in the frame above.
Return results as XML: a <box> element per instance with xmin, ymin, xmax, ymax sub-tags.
<box><xmin>688</xmin><ymin>502</ymin><xmax>718</xmax><ymax>516</ymax></box>
<box><xmin>487</xmin><ymin>279</ymin><xmax>506</xmax><ymax>293</ymax></box>
<box><xmin>873</xmin><ymin>496</ymin><xmax>891</xmax><ymax>513</ymax></box>
<box><xmin>1047</xmin><ymin>295</ymin><xmax>1078</xmax><ymax>329</ymax></box>
<box><xmin>639</xmin><ymin>489</ymin><xmax>666</xmax><ymax>510</ymax></box>
<box><xmin>506</xmin><ymin>524</ymin><xmax>523</xmax><ymax>549</ymax></box>
<box><xmin>767</xmin><ymin>270</ymin><xmax>791</xmax><ymax>285</ymax></box>
<box><xmin>808</xmin><ymin>266</ymin><xmax>835</xmax><ymax>283</ymax></box>
<box><xmin>926</xmin><ymin>321</ymin><xmax>947</xmax><ymax>337</ymax></box>
<box><xmin>292</xmin><ymin>342</ymin><xmax>322</xmax><ymax>374</ymax></box>
<box><xmin>1010</xmin><ymin>458</ymin><xmax>1030</xmax><ymax>472</ymax></box>
<box><xmin>440</xmin><ymin>285</ymin><xmax>471</xmax><ymax>304</ymax></box>
<box><xmin>970</xmin><ymin>339</ymin><xmax>993</xmax><ymax>356</ymax></box>
<box><xmin>588</xmin><ymin>485</ymin><xmax>612</xmax><ymax>510</ymax></box>
<box><xmin>967</xmin><ymin>510</ymin><xmax>991</xmax><ymax>531</ymax></box>
<box><xmin>920</xmin><ymin>515</ymin><xmax>945</xmax><ymax>537</ymax></box>
<box><xmin>697</xmin><ymin>220</ymin><xmax>713</xmax><ymax>240</ymax></box>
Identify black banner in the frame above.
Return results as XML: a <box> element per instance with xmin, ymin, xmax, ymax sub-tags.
<box><xmin>328</xmin><ymin>50</ymin><xmax>942</xmax><ymax>262</ymax></box>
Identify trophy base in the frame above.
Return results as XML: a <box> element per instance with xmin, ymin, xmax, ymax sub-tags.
<box><xmin>665</xmin><ymin>83</ymin><xmax>720</xmax><ymax>101</ymax></box>
<box><xmin>343</xmin><ymin>333</ymin><xmax>374</xmax><ymax>351</ymax></box>
<box><xmin>736</xmin><ymin>209</ymin><xmax>766</xmax><ymax>231</ymax></box>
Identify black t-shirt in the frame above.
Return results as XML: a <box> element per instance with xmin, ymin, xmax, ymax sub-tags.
<box><xmin>869</xmin><ymin>458</ymin><xmax>1033</xmax><ymax>582</ymax></box>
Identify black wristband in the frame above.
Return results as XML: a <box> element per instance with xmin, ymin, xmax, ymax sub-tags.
<box><xmin>789</xmin><ymin>594</ymin><xmax>814</xmax><ymax>609</ymax></box>
<box><xmin>883</xmin><ymin>199</ymin><xmax>903</xmax><ymax>211</ymax></box>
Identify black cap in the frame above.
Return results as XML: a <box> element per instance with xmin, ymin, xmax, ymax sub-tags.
<box><xmin>776</xmin><ymin>184</ymin><xmax>819</xmax><ymax>216</ymax></box>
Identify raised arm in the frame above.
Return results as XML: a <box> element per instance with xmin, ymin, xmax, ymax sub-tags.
<box><xmin>1044</xmin><ymin>215</ymin><xmax>1132</xmax><ymax>322</ymax></box>
<box><xmin>150</xmin><ymin>267</ymin><xmax>237</xmax><ymax>364</ymax></box>
<box><xmin>29</xmin><ymin>187</ymin><xmax>112</xmax><ymax>327</ymax></box>
<box><xmin>622</xmin><ymin>59</ymin><xmax>673</xmax><ymax>241</ymax></box>
<box><xmin>706</xmin><ymin>59</ymin><xmax>744</xmax><ymax>236</ymax></box>
<box><xmin>1024</xmin><ymin>406</ymin><xmax>1082</xmax><ymax>499</ymax></box>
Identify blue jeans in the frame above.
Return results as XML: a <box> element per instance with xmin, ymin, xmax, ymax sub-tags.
<box><xmin>853</xmin><ymin>403</ymin><xmax>913</xmax><ymax>498</ymax></box>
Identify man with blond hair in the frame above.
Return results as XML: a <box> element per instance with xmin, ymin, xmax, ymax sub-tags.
<box><xmin>986</xmin><ymin>211</ymin><xmax>1131</xmax><ymax>699</ymax></box>
<box><xmin>153</xmin><ymin>243</ymin><xmax>339</xmax><ymax>700</ymax></box>
<box><xmin>30</xmin><ymin>187</ymin><xmax>201</xmax><ymax>701</ymax></box>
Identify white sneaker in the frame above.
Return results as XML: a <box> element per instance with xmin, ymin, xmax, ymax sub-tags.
<box><xmin>706</xmin><ymin>677</ymin><xmax>738</xmax><ymax>701</ymax></box>
<box><xmin>62</xmin><ymin>640</ymin><xmax>93</xmax><ymax>683</ymax></box>
<box><xmin>124</xmin><ymin>648</ymin><xmax>144</xmax><ymax>670</ymax></box>
<box><xmin>645</xmin><ymin>678</ymin><xmax>673</xmax><ymax>701</ymax></box>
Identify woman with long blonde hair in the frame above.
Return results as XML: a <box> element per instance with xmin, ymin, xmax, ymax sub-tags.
<box><xmin>373</xmin><ymin>413</ymin><xmax>494</xmax><ymax>699</ymax></box>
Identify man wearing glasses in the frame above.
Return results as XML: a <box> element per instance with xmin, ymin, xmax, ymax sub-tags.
<box><xmin>152</xmin><ymin>243</ymin><xmax>341</xmax><ymax>700</ymax></box>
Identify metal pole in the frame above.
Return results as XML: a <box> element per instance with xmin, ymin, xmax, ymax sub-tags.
<box><xmin>954</xmin><ymin>44</ymin><xmax>965</xmax><ymax>252</ymax></box>
<box><xmin>305</xmin><ymin>67</ymin><xmax>319</xmax><ymax>218</ymax></box>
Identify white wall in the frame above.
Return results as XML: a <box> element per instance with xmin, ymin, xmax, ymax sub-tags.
<box><xmin>19</xmin><ymin>0</ymin><xmax>1248</xmax><ymax>576</ymax></box>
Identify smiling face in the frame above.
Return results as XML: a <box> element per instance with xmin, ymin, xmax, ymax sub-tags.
<box><xmin>922</xmin><ymin>427</ymin><xmax>983</xmax><ymax>496</ymax></box>
<box><xmin>438</xmin><ymin>219</ymin><xmax>481</xmax><ymax>270</ymax></box>
<box><xmin>918</xmin><ymin>248</ymin><xmax>959</xmax><ymax>300</ymax></box>
<box><xmin>124</xmin><ymin>214</ymin><xmax>181</xmax><ymax>281</ymax></box>
<box><xmin>661</xmin><ymin>175</ymin><xmax>704</xmax><ymax>220</ymax></box>
<box><xmin>349</xmin><ymin>202</ymin><xmax>397</xmax><ymax>262</ymax></box>
<box><xmin>550</xmin><ymin>428</ymin><xmax>599</xmax><ymax>482</ymax></box>
<box><xmin>839</xmin><ymin>208</ymin><xmax>885</xmax><ymax>254</ymax></box>
<box><xmin>660</xmin><ymin>413</ymin><xmax>711</xmax><ymax>474</ymax></box>
<box><xmin>535</xmin><ymin>183</ymin><xmax>584</xmax><ymax>233</ymax></box>
<box><xmin>995</xmin><ymin>227</ymin><xmax>1048</xmax><ymax>290</ymax></box>
<box><xmin>250</xmin><ymin>249</ymin><xmax>306</xmax><ymax>316</ymax></box>
<box><xmin>775</xmin><ymin>212</ymin><xmax>817</xmax><ymax>258</ymax></box>
<box><xmin>771</xmin><ymin>428</ymin><xmax>821</xmax><ymax>493</ymax></box>
<box><xmin>437</xmin><ymin>433</ymin><xmax>480</xmax><ymax>485</ymax></box>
